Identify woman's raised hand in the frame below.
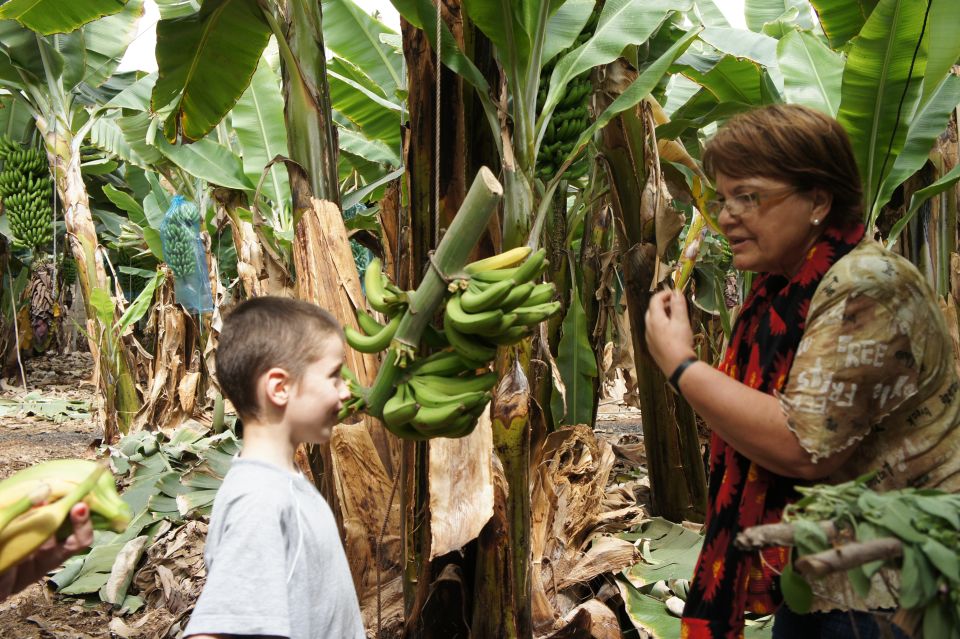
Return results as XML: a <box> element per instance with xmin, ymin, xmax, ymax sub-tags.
<box><xmin>644</xmin><ymin>289</ymin><xmax>697</xmax><ymax>376</ymax></box>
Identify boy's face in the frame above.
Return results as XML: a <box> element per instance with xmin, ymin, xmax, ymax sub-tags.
<box><xmin>286</xmin><ymin>337</ymin><xmax>350</xmax><ymax>444</ymax></box>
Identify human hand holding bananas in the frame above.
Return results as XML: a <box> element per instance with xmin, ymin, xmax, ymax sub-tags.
<box><xmin>0</xmin><ymin>459</ymin><xmax>131</xmax><ymax>600</ymax></box>
<box><xmin>644</xmin><ymin>289</ymin><xmax>699</xmax><ymax>394</ymax></box>
<box><xmin>343</xmin><ymin>247</ymin><xmax>560</xmax><ymax>440</ymax></box>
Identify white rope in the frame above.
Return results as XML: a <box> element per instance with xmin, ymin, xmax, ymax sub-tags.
<box><xmin>50</xmin><ymin>115</ymin><xmax>58</xmax><ymax>299</ymax></box>
<box><xmin>434</xmin><ymin>0</ymin><xmax>442</xmax><ymax>247</ymax></box>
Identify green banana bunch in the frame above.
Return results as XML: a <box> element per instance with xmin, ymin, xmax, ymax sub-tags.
<box><xmin>0</xmin><ymin>460</ymin><xmax>132</xmax><ymax>573</ymax></box>
<box><xmin>380</xmin><ymin>359</ymin><xmax>496</xmax><ymax>439</ymax></box>
<box><xmin>0</xmin><ymin>138</ymin><xmax>53</xmax><ymax>252</ymax></box>
<box><xmin>363</xmin><ymin>258</ymin><xmax>408</xmax><ymax>316</ymax></box>
<box><xmin>535</xmin><ymin>1</ymin><xmax>601</xmax><ymax>181</ymax></box>
<box><xmin>161</xmin><ymin>196</ymin><xmax>202</xmax><ymax>279</ymax></box>
<box><xmin>442</xmin><ymin>248</ymin><xmax>560</xmax><ymax>364</ymax></box>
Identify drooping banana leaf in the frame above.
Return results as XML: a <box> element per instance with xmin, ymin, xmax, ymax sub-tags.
<box><xmin>89</xmin><ymin>112</ymin><xmax>165</xmax><ymax>169</ymax></box>
<box><xmin>105</xmin><ymin>71</ymin><xmax>155</xmax><ymax>110</ymax></box>
<box><xmin>75</xmin><ymin>0</ymin><xmax>144</xmax><ymax>89</ymax></box>
<box><xmin>837</xmin><ymin>0</ymin><xmax>929</xmax><ymax>220</ymax></box>
<box><xmin>0</xmin><ymin>0</ymin><xmax>127</xmax><ymax>36</ymax></box>
<box><xmin>699</xmin><ymin>27</ymin><xmax>779</xmax><ymax>70</ymax></box>
<box><xmin>776</xmin><ymin>28</ymin><xmax>843</xmax><ymax>116</ymax></box>
<box><xmin>152</xmin><ymin>0</ymin><xmax>271</xmax><ymax>142</ymax></box>
<box><xmin>338</xmin><ymin>128</ymin><xmax>401</xmax><ymax>167</ymax></box>
<box><xmin>541</xmin><ymin>0</ymin><xmax>595</xmax><ymax>66</ymax></box>
<box><xmin>153</xmin><ymin>136</ymin><xmax>253</xmax><ymax>191</ymax></box>
<box><xmin>886</xmin><ymin>163</ymin><xmax>960</xmax><ymax>246</ymax></box>
<box><xmin>320</xmin><ymin>0</ymin><xmax>403</xmax><ymax>101</ymax></box>
<box><xmin>809</xmin><ymin>0</ymin><xmax>878</xmax><ymax>49</ymax></box>
<box><xmin>0</xmin><ymin>18</ymin><xmax>58</xmax><ymax>82</ymax></box>
<box><xmin>551</xmin><ymin>280</ymin><xmax>597</xmax><ymax>426</ymax></box>
<box><xmin>0</xmin><ymin>93</ymin><xmax>33</xmax><ymax>141</ymax></box>
<box><xmin>231</xmin><ymin>57</ymin><xmax>290</xmax><ymax>207</ymax></box>
<box><xmin>681</xmin><ymin>55</ymin><xmax>766</xmax><ymax>106</ymax></box>
<box><xmin>538</xmin><ymin>0</ymin><xmax>692</xmax><ymax>136</ymax></box>
<box><xmin>872</xmin><ymin>74</ymin><xmax>960</xmax><ymax>224</ymax></box>
<box><xmin>328</xmin><ymin>69</ymin><xmax>402</xmax><ymax>150</ymax></box>
<box><xmin>558</xmin><ymin>27</ymin><xmax>701</xmax><ymax>172</ymax></box>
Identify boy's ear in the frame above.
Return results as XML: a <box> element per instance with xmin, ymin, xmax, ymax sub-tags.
<box><xmin>261</xmin><ymin>367</ymin><xmax>291</xmax><ymax>408</ymax></box>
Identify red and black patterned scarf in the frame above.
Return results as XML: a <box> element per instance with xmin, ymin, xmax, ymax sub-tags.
<box><xmin>680</xmin><ymin>221</ymin><xmax>865</xmax><ymax>638</ymax></box>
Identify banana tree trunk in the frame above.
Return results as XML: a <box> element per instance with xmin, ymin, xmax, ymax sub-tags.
<box><xmin>37</xmin><ymin>117</ymin><xmax>139</xmax><ymax>441</ymax></box>
<box><xmin>596</xmin><ymin>69</ymin><xmax>706</xmax><ymax>523</ymax></box>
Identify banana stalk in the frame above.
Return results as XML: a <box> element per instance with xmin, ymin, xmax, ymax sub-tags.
<box><xmin>673</xmin><ymin>211</ymin><xmax>707</xmax><ymax>293</ymax></box>
<box><xmin>363</xmin><ymin>167</ymin><xmax>503</xmax><ymax>418</ymax></box>
<box><xmin>485</xmin><ymin>360</ymin><xmax>532</xmax><ymax>638</ymax></box>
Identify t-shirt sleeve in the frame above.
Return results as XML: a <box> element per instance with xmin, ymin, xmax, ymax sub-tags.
<box><xmin>184</xmin><ymin>490</ymin><xmax>292</xmax><ymax>638</ymax></box>
<box><xmin>778</xmin><ymin>292</ymin><xmax>921</xmax><ymax>463</ymax></box>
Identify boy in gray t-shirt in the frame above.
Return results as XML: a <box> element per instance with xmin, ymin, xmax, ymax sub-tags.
<box><xmin>185</xmin><ymin>297</ymin><xmax>365</xmax><ymax>639</ymax></box>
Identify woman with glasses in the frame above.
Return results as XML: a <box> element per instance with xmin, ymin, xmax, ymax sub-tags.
<box><xmin>644</xmin><ymin>104</ymin><xmax>960</xmax><ymax>639</ymax></box>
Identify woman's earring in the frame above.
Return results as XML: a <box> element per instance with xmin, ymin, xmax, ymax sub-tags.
<box><xmin>812</xmin><ymin>218</ymin><xmax>820</xmax><ymax>226</ymax></box>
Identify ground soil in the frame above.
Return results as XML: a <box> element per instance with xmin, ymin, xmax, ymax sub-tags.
<box><xmin>0</xmin><ymin>354</ymin><xmax>648</xmax><ymax>639</ymax></box>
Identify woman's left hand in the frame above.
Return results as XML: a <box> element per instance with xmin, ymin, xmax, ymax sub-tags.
<box><xmin>644</xmin><ymin>289</ymin><xmax>696</xmax><ymax>375</ymax></box>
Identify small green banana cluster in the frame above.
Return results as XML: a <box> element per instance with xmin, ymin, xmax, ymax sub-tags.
<box><xmin>0</xmin><ymin>459</ymin><xmax>132</xmax><ymax>573</ymax></box>
<box><xmin>443</xmin><ymin>247</ymin><xmax>560</xmax><ymax>365</ymax></box>
<box><xmin>0</xmin><ymin>138</ymin><xmax>53</xmax><ymax>252</ymax></box>
<box><xmin>59</xmin><ymin>254</ymin><xmax>77</xmax><ymax>288</ymax></box>
<box><xmin>535</xmin><ymin>2</ymin><xmax>601</xmax><ymax>181</ymax></box>
<box><xmin>161</xmin><ymin>196</ymin><xmax>202</xmax><ymax>279</ymax></box>
<box><xmin>381</xmin><ymin>350</ymin><xmax>496</xmax><ymax>439</ymax></box>
<box><xmin>337</xmin><ymin>366</ymin><xmax>367</xmax><ymax>421</ymax></box>
<box><xmin>344</xmin><ymin>257</ymin><xmax>409</xmax><ymax>353</ymax></box>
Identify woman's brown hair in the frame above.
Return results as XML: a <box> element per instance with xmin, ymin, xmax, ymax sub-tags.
<box><xmin>702</xmin><ymin>104</ymin><xmax>863</xmax><ymax>227</ymax></box>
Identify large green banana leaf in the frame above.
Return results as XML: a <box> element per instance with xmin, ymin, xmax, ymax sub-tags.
<box><xmin>231</xmin><ymin>57</ymin><xmax>290</xmax><ymax>207</ymax></box>
<box><xmin>776</xmin><ymin>28</ymin><xmax>842</xmax><ymax>116</ymax></box>
<box><xmin>809</xmin><ymin>0</ymin><xmax>877</xmax><ymax>49</ymax></box>
<box><xmin>837</xmin><ymin>0</ymin><xmax>928</xmax><ymax>220</ymax></box>
<box><xmin>462</xmin><ymin>0</ymin><xmax>529</xmax><ymax>79</ymax></box>
<box><xmin>321</xmin><ymin>0</ymin><xmax>403</xmax><ymax>101</ymax></box>
<box><xmin>155</xmin><ymin>0</ymin><xmax>199</xmax><ymax>19</ymax></box>
<box><xmin>90</xmin><ymin>116</ymin><xmax>163</xmax><ymax>169</ymax></box>
<box><xmin>919</xmin><ymin>0</ymin><xmax>960</xmax><ymax>106</ymax></box>
<box><xmin>105</xmin><ymin>71</ymin><xmax>156</xmax><ymax>110</ymax></box>
<box><xmin>745</xmin><ymin>0</ymin><xmax>816</xmax><ymax>33</ymax></box>
<box><xmin>698</xmin><ymin>26</ymin><xmax>783</xmax><ymax>94</ymax></box>
<box><xmin>872</xmin><ymin>74</ymin><xmax>960</xmax><ymax>225</ymax></box>
<box><xmin>538</xmin><ymin>0</ymin><xmax>692</xmax><ymax>136</ymax></box>
<box><xmin>682</xmin><ymin>56</ymin><xmax>766</xmax><ymax>106</ymax></box>
<box><xmin>551</xmin><ymin>281</ymin><xmax>597</xmax><ymax>427</ymax></box>
<box><xmin>693</xmin><ymin>0</ymin><xmax>730</xmax><ymax>28</ymax></box>
<box><xmin>152</xmin><ymin>0</ymin><xmax>271</xmax><ymax>143</ymax></box>
<box><xmin>0</xmin><ymin>0</ymin><xmax>127</xmax><ymax>36</ymax></box>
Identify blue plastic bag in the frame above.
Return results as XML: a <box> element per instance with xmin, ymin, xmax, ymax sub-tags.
<box><xmin>160</xmin><ymin>195</ymin><xmax>213</xmax><ymax>313</ymax></box>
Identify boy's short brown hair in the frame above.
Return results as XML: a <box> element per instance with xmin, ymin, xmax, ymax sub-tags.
<box><xmin>216</xmin><ymin>297</ymin><xmax>343</xmax><ymax>420</ymax></box>
<box><xmin>702</xmin><ymin>104</ymin><xmax>863</xmax><ymax>227</ymax></box>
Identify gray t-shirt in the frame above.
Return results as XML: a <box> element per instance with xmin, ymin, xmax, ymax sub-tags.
<box><xmin>184</xmin><ymin>458</ymin><xmax>365</xmax><ymax>639</ymax></box>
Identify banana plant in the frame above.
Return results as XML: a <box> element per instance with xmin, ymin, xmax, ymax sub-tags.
<box><xmin>0</xmin><ymin>0</ymin><xmax>147</xmax><ymax>440</ymax></box>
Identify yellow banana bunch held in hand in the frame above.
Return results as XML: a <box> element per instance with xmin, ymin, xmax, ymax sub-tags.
<box><xmin>0</xmin><ymin>459</ymin><xmax>131</xmax><ymax>573</ymax></box>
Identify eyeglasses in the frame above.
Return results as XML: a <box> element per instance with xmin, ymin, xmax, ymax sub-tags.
<box><xmin>705</xmin><ymin>186</ymin><xmax>800</xmax><ymax>219</ymax></box>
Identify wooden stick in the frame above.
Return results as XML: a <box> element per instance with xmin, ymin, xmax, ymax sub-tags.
<box><xmin>735</xmin><ymin>521</ymin><xmax>837</xmax><ymax>549</ymax></box>
<box><xmin>795</xmin><ymin>538</ymin><xmax>903</xmax><ymax>578</ymax></box>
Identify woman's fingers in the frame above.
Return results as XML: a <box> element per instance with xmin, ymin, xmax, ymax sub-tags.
<box><xmin>61</xmin><ymin>503</ymin><xmax>93</xmax><ymax>555</ymax></box>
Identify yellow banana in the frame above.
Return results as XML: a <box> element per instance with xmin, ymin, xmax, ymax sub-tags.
<box><xmin>0</xmin><ymin>484</ymin><xmax>49</xmax><ymax>535</ymax></box>
<box><xmin>464</xmin><ymin>247</ymin><xmax>532</xmax><ymax>275</ymax></box>
<box><xmin>0</xmin><ymin>459</ymin><xmax>130</xmax><ymax>533</ymax></box>
<box><xmin>0</xmin><ymin>465</ymin><xmax>106</xmax><ymax>573</ymax></box>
